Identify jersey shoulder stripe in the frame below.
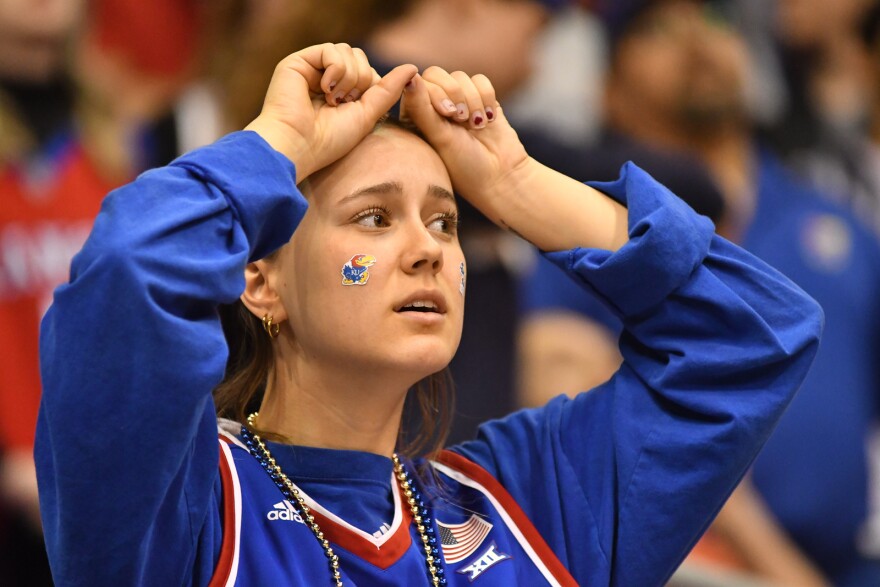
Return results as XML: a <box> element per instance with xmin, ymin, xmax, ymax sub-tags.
<box><xmin>209</xmin><ymin>433</ymin><xmax>243</xmax><ymax>587</ymax></box>
<box><xmin>433</xmin><ymin>450</ymin><xmax>578</xmax><ymax>587</ymax></box>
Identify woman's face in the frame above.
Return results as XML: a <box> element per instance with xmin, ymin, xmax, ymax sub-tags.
<box><xmin>273</xmin><ymin>127</ymin><xmax>465</xmax><ymax>381</ymax></box>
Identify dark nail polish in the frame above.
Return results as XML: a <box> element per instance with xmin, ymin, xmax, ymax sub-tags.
<box><xmin>474</xmin><ymin>115</ymin><xmax>484</xmax><ymax>126</ymax></box>
<box><xmin>486</xmin><ymin>109</ymin><xmax>494</xmax><ymax>120</ymax></box>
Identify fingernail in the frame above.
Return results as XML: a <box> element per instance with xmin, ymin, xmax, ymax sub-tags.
<box><xmin>485</xmin><ymin>107</ymin><xmax>495</xmax><ymax>121</ymax></box>
<box><xmin>405</xmin><ymin>74</ymin><xmax>418</xmax><ymax>90</ymax></box>
<box><xmin>441</xmin><ymin>99</ymin><xmax>457</xmax><ymax>113</ymax></box>
<box><xmin>456</xmin><ymin>103</ymin><xmax>468</xmax><ymax>120</ymax></box>
<box><xmin>333</xmin><ymin>91</ymin><xmax>346</xmax><ymax>105</ymax></box>
<box><xmin>472</xmin><ymin>111</ymin><xmax>485</xmax><ymax>128</ymax></box>
<box><xmin>345</xmin><ymin>89</ymin><xmax>361</xmax><ymax>102</ymax></box>
<box><xmin>328</xmin><ymin>80</ymin><xmax>338</xmax><ymax>92</ymax></box>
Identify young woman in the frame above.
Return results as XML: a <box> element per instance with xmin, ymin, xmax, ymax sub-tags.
<box><xmin>35</xmin><ymin>43</ymin><xmax>822</xmax><ymax>586</ymax></box>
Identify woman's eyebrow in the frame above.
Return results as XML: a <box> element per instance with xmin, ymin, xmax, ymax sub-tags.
<box><xmin>338</xmin><ymin>182</ymin><xmax>455</xmax><ymax>205</ymax></box>
<box><xmin>339</xmin><ymin>181</ymin><xmax>403</xmax><ymax>204</ymax></box>
<box><xmin>428</xmin><ymin>185</ymin><xmax>455</xmax><ymax>204</ymax></box>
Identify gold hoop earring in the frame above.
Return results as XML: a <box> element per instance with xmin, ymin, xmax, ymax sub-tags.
<box><xmin>261</xmin><ymin>314</ymin><xmax>280</xmax><ymax>338</ymax></box>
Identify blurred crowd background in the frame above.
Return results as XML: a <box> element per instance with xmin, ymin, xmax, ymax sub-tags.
<box><xmin>3</xmin><ymin>0</ymin><xmax>880</xmax><ymax>585</ymax></box>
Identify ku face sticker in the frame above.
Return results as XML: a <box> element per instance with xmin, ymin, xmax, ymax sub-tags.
<box><xmin>341</xmin><ymin>254</ymin><xmax>376</xmax><ymax>285</ymax></box>
<box><xmin>459</xmin><ymin>262</ymin><xmax>466</xmax><ymax>296</ymax></box>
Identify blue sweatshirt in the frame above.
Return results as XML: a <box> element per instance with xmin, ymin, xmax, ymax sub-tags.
<box><xmin>36</xmin><ymin>131</ymin><xmax>823</xmax><ymax>586</ymax></box>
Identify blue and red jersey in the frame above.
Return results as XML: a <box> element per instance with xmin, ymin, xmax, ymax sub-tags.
<box><xmin>35</xmin><ymin>131</ymin><xmax>822</xmax><ymax>586</ymax></box>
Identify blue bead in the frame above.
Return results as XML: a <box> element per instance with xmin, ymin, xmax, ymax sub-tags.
<box><xmin>436</xmin><ymin>567</ymin><xmax>445</xmax><ymax>575</ymax></box>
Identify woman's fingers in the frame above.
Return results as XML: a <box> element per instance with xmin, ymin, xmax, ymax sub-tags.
<box><xmin>313</xmin><ymin>44</ymin><xmax>387</xmax><ymax>105</ymax></box>
<box><xmin>421</xmin><ymin>67</ymin><xmax>498</xmax><ymax>129</ymax></box>
<box><xmin>283</xmin><ymin>43</ymin><xmax>403</xmax><ymax>108</ymax></box>
<box><xmin>422</xmin><ymin>66</ymin><xmax>471</xmax><ymax>123</ymax></box>
<box><xmin>472</xmin><ymin>74</ymin><xmax>499</xmax><ymax>124</ymax></box>
<box><xmin>450</xmin><ymin>70</ymin><xmax>487</xmax><ymax>128</ymax></box>
<box><xmin>289</xmin><ymin>43</ymin><xmax>346</xmax><ymax>95</ymax></box>
<box><xmin>346</xmin><ymin>47</ymin><xmax>375</xmax><ymax>103</ymax></box>
<box><xmin>425</xmin><ymin>82</ymin><xmax>460</xmax><ymax>118</ymax></box>
<box><xmin>323</xmin><ymin>43</ymin><xmax>359</xmax><ymax>105</ymax></box>
<box><xmin>359</xmin><ymin>64</ymin><xmax>418</xmax><ymax>123</ymax></box>
<box><xmin>400</xmin><ymin>74</ymin><xmax>449</xmax><ymax>142</ymax></box>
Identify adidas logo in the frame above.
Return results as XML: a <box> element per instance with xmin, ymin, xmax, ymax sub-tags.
<box><xmin>266</xmin><ymin>501</ymin><xmax>305</xmax><ymax>523</ymax></box>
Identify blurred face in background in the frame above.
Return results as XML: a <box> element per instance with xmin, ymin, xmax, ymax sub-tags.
<box><xmin>0</xmin><ymin>0</ymin><xmax>84</xmax><ymax>79</ymax></box>
<box><xmin>446</xmin><ymin>0</ymin><xmax>550</xmax><ymax>98</ymax></box>
<box><xmin>776</xmin><ymin>0</ymin><xmax>873</xmax><ymax>50</ymax></box>
<box><xmin>608</xmin><ymin>0</ymin><xmax>749</xmax><ymax>136</ymax></box>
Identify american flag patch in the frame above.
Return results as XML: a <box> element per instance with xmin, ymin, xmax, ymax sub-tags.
<box><xmin>437</xmin><ymin>515</ymin><xmax>493</xmax><ymax>563</ymax></box>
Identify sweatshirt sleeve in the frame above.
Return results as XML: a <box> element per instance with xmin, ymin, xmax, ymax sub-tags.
<box><xmin>452</xmin><ymin>162</ymin><xmax>824</xmax><ymax>587</ymax></box>
<box><xmin>34</xmin><ymin>131</ymin><xmax>306</xmax><ymax>586</ymax></box>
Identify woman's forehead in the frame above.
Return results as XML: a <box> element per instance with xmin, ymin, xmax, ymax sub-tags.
<box><xmin>306</xmin><ymin>128</ymin><xmax>452</xmax><ymax>202</ymax></box>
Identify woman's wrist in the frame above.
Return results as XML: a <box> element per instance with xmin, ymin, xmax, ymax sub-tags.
<box><xmin>482</xmin><ymin>157</ymin><xmax>629</xmax><ymax>252</ymax></box>
<box><xmin>245</xmin><ymin>115</ymin><xmax>316</xmax><ymax>183</ymax></box>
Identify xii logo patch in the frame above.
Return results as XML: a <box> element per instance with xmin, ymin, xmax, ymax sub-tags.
<box><xmin>456</xmin><ymin>542</ymin><xmax>511</xmax><ymax>582</ymax></box>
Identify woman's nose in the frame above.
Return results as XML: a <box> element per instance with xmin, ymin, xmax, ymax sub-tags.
<box><xmin>401</xmin><ymin>224</ymin><xmax>444</xmax><ymax>274</ymax></box>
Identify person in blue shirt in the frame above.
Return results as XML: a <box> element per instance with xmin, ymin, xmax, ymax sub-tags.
<box><xmin>35</xmin><ymin>42</ymin><xmax>822</xmax><ymax>586</ymax></box>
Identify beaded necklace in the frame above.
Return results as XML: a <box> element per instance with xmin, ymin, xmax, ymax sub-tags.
<box><xmin>240</xmin><ymin>413</ymin><xmax>446</xmax><ymax>586</ymax></box>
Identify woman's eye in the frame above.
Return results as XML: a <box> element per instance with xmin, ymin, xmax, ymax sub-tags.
<box><xmin>354</xmin><ymin>208</ymin><xmax>391</xmax><ymax>228</ymax></box>
<box><xmin>428</xmin><ymin>214</ymin><xmax>459</xmax><ymax>234</ymax></box>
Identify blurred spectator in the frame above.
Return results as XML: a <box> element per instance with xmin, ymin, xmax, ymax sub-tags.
<box><xmin>1</xmin><ymin>1</ymin><xmax>207</xmax><ymax>584</ymax></box>
<box><xmin>1</xmin><ymin>1</ymin><xmax>91</xmax><ymax>585</ymax></box>
<box><xmin>73</xmin><ymin>1</ymin><xmax>414</xmax><ymax>178</ymax></box>
<box><xmin>518</xmin><ymin>1</ymin><xmax>880</xmax><ymax>585</ymax></box>
<box><xmin>761</xmin><ymin>0</ymin><xmax>880</xmax><ymax>232</ymax></box>
<box><xmin>504</xmin><ymin>5</ymin><xmax>607</xmax><ymax>146</ymax></box>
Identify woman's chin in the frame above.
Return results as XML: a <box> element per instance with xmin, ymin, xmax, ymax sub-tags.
<box><xmin>393</xmin><ymin>346</ymin><xmax>455</xmax><ymax>379</ymax></box>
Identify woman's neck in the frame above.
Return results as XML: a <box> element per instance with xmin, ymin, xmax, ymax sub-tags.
<box><xmin>255</xmin><ymin>357</ymin><xmax>414</xmax><ymax>458</ymax></box>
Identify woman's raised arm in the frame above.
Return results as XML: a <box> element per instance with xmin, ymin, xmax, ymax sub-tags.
<box><xmin>404</xmin><ymin>69</ymin><xmax>824</xmax><ymax>586</ymax></box>
<box><xmin>35</xmin><ymin>44</ymin><xmax>414</xmax><ymax>586</ymax></box>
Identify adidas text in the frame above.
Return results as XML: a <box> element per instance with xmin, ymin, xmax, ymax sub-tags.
<box><xmin>266</xmin><ymin>501</ymin><xmax>305</xmax><ymax>523</ymax></box>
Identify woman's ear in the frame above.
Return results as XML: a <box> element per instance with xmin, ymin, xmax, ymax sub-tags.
<box><xmin>241</xmin><ymin>259</ymin><xmax>287</xmax><ymax>323</ymax></box>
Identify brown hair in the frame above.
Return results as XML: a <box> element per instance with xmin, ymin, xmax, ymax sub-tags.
<box><xmin>213</xmin><ymin>118</ymin><xmax>456</xmax><ymax>459</ymax></box>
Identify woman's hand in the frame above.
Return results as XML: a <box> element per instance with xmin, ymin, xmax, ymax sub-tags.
<box><xmin>400</xmin><ymin>68</ymin><xmax>529</xmax><ymax>225</ymax></box>
<box><xmin>402</xmin><ymin>69</ymin><xmax>629</xmax><ymax>252</ymax></box>
<box><xmin>245</xmin><ymin>43</ymin><xmax>417</xmax><ymax>183</ymax></box>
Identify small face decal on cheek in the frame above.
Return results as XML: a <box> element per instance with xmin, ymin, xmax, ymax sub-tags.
<box><xmin>459</xmin><ymin>262</ymin><xmax>466</xmax><ymax>296</ymax></box>
<box><xmin>341</xmin><ymin>254</ymin><xmax>377</xmax><ymax>286</ymax></box>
